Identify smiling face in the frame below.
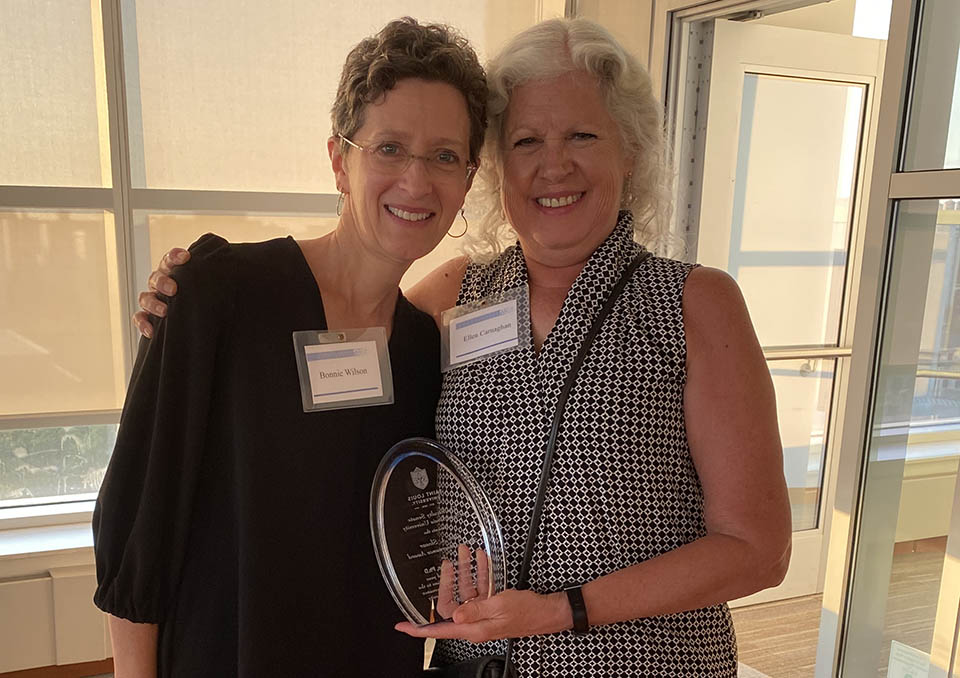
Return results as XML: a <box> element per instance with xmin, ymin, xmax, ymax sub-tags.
<box><xmin>330</xmin><ymin>78</ymin><xmax>473</xmax><ymax>264</ymax></box>
<box><xmin>500</xmin><ymin>70</ymin><xmax>631</xmax><ymax>268</ymax></box>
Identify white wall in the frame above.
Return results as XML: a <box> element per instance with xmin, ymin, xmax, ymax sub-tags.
<box><xmin>0</xmin><ymin>555</ymin><xmax>110</xmax><ymax>673</ymax></box>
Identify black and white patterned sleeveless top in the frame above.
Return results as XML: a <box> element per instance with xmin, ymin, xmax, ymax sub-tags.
<box><xmin>434</xmin><ymin>213</ymin><xmax>738</xmax><ymax>677</ymax></box>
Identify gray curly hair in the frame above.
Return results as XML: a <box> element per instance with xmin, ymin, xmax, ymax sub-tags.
<box><xmin>463</xmin><ymin>18</ymin><xmax>675</xmax><ymax>260</ymax></box>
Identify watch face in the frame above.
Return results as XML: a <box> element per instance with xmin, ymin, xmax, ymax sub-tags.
<box><xmin>370</xmin><ymin>437</ymin><xmax>507</xmax><ymax>625</ymax></box>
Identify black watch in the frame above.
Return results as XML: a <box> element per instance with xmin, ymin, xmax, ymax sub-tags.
<box><xmin>563</xmin><ymin>584</ymin><xmax>590</xmax><ymax>635</ymax></box>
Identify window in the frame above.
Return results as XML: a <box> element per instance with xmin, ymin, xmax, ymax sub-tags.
<box><xmin>900</xmin><ymin>1</ymin><xmax>960</xmax><ymax>171</ymax></box>
<box><xmin>0</xmin><ymin>425</ymin><xmax>116</xmax><ymax>504</ymax></box>
<box><xmin>820</xmin><ymin>0</ymin><xmax>960</xmax><ymax>673</ymax></box>
<box><xmin>124</xmin><ymin>0</ymin><xmax>490</xmax><ymax>193</ymax></box>
<box><xmin>0</xmin><ymin>0</ymin><xmax>497</xmax><ymax>513</ymax></box>
<box><xmin>0</xmin><ymin>1</ymin><xmax>111</xmax><ymax>188</ymax></box>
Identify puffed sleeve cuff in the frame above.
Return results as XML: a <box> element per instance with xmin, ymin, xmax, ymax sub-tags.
<box><xmin>92</xmin><ymin>584</ymin><xmax>163</xmax><ymax>624</ymax></box>
<box><xmin>92</xmin><ymin>489</ymin><xmax>170</xmax><ymax>623</ymax></box>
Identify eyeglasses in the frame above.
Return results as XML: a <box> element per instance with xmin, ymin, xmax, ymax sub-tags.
<box><xmin>338</xmin><ymin>134</ymin><xmax>477</xmax><ymax>181</ymax></box>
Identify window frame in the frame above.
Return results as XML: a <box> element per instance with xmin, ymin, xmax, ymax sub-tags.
<box><xmin>825</xmin><ymin>0</ymin><xmax>960</xmax><ymax>673</ymax></box>
<box><xmin>0</xmin><ymin>0</ymin><xmax>342</xmax><ymax>526</ymax></box>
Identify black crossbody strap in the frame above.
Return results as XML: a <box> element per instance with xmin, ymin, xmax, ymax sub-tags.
<box><xmin>502</xmin><ymin>250</ymin><xmax>652</xmax><ymax>676</ymax></box>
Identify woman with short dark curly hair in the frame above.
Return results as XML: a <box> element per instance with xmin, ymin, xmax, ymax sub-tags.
<box><xmin>332</xmin><ymin>17</ymin><xmax>488</xmax><ymax>166</ymax></box>
<box><xmin>93</xmin><ymin>18</ymin><xmax>485</xmax><ymax>678</ymax></box>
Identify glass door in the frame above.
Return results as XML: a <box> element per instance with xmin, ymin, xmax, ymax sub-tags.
<box><xmin>842</xmin><ymin>197</ymin><xmax>960</xmax><ymax>676</ymax></box>
<box><xmin>681</xmin><ymin>16</ymin><xmax>885</xmax><ymax>602</ymax></box>
<box><xmin>835</xmin><ymin>0</ymin><xmax>960</xmax><ymax>674</ymax></box>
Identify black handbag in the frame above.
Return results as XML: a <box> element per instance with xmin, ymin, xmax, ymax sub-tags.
<box><xmin>424</xmin><ymin>252</ymin><xmax>652</xmax><ymax>678</ymax></box>
<box><xmin>423</xmin><ymin>654</ymin><xmax>508</xmax><ymax>678</ymax></box>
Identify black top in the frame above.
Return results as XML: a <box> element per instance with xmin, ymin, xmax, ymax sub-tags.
<box><xmin>93</xmin><ymin>234</ymin><xmax>439</xmax><ymax>677</ymax></box>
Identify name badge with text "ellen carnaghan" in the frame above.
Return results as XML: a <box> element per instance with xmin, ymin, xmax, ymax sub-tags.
<box><xmin>292</xmin><ymin>328</ymin><xmax>394</xmax><ymax>412</ymax></box>
<box><xmin>440</xmin><ymin>285</ymin><xmax>531</xmax><ymax>372</ymax></box>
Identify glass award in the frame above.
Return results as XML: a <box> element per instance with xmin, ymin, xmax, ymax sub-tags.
<box><xmin>370</xmin><ymin>437</ymin><xmax>506</xmax><ymax>625</ymax></box>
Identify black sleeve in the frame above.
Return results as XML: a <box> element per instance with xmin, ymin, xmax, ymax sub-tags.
<box><xmin>92</xmin><ymin>234</ymin><xmax>233</xmax><ymax>623</ymax></box>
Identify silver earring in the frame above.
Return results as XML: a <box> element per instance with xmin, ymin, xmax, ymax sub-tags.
<box><xmin>621</xmin><ymin>173</ymin><xmax>635</xmax><ymax>207</ymax></box>
<box><xmin>448</xmin><ymin>209</ymin><xmax>468</xmax><ymax>238</ymax></box>
<box><xmin>336</xmin><ymin>192</ymin><xmax>344</xmax><ymax>216</ymax></box>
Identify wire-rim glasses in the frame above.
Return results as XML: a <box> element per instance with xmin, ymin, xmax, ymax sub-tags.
<box><xmin>338</xmin><ymin>134</ymin><xmax>476</xmax><ymax>181</ymax></box>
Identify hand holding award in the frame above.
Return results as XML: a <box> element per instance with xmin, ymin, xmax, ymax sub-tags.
<box><xmin>370</xmin><ymin>438</ymin><xmax>506</xmax><ymax>625</ymax></box>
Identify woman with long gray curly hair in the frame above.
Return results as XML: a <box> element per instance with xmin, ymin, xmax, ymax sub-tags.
<box><xmin>400</xmin><ymin>19</ymin><xmax>790</xmax><ymax>677</ymax></box>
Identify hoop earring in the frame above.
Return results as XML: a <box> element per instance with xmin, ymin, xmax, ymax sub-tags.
<box><xmin>448</xmin><ymin>209</ymin><xmax>468</xmax><ymax>238</ymax></box>
<box><xmin>336</xmin><ymin>192</ymin><xmax>345</xmax><ymax>216</ymax></box>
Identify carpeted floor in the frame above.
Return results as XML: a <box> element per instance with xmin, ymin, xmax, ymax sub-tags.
<box><xmin>730</xmin><ymin>548</ymin><xmax>944</xmax><ymax>677</ymax></box>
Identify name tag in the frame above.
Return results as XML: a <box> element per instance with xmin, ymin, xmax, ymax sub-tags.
<box><xmin>292</xmin><ymin>328</ymin><xmax>394</xmax><ymax>412</ymax></box>
<box><xmin>440</xmin><ymin>285</ymin><xmax>530</xmax><ymax>372</ymax></box>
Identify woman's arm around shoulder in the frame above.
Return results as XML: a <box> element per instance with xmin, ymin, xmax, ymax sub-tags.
<box><xmin>132</xmin><ymin>235</ymin><xmax>231</xmax><ymax>337</ymax></box>
<box><xmin>682</xmin><ymin>265</ymin><xmax>792</xmax><ymax>588</ymax></box>
<box><xmin>405</xmin><ymin>256</ymin><xmax>469</xmax><ymax>328</ymax></box>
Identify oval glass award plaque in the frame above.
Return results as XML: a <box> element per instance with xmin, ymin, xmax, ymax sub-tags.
<box><xmin>370</xmin><ymin>437</ymin><xmax>506</xmax><ymax>625</ymax></box>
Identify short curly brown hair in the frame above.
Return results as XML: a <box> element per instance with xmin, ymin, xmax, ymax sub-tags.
<box><xmin>331</xmin><ymin>17</ymin><xmax>487</xmax><ymax>164</ymax></box>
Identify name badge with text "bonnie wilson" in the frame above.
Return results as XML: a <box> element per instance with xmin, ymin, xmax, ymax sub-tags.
<box><xmin>292</xmin><ymin>328</ymin><xmax>394</xmax><ymax>412</ymax></box>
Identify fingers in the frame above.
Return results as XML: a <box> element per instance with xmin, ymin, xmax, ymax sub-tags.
<box><xmin>158</xmin><ymin>248</ymin><xmax>189</xmax><ymax>275</ymax></box>
<box><xmin>435</xmin><ymin>559</ymin><xmax>457</xmax><ymax>620</ymax></box>
<box><xmin>394</xmin><ymin>621</ymin><xmax>419</xmax><ymax>636</ymax></box>
<box><xmin>393</xmin><ymin>619</ymin><xmax>496</xmax><ymax>644</ymax></box>
<box><xmin>398</xmin><ymin>589</ymin><xmax>547</xmax><ymax>643</ymax></box>
<box><xmin>396</xmin><ymin>590</ymin><xmax>518</xmax><ymax>643</ymax></box>
<box><xmin>394</xmin><ymin>620</ymin><xmax>459</xmax><ymax>638</ymax></box>
<box><xmin>475</xmin><ymin>549</ymin><xmax>490</xmax><ymax>599</ymax></box>
<box><xmin>457</xmin><ymin>544</ymin><xmax>478</xmax><ymax>603</ymax></box>
<box><xmin>134</xmin><ymin>288</ymin><xmax>166</xmax><ymax>337</ymax></box>
<box><xmin>149</xmin><ymin>247</ymin><xmax>188</xmax><ymax>297</ymax></box>
<box><xmin>134</xmin><ymin>248</ymin><xmax>183</xmax><ymax>334</ymax></box>
<box><xmin>452</xmin><ymin>598</ymin><xmax>487</xmax><ymax>625</ymax></box>
<box><xmin>138</xmin><ymin>290</ymin><xmax>168</xmax><ymax>317</ymax></box>
<box><xmin>133</xmin><ymin>310</ymin><xmax>154</xmax><ymax>339</ymax></box>
<box><xmin>147</xmin><ymin>269</ymin><xmax>177</xmax><ymax>296</ymax></box>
